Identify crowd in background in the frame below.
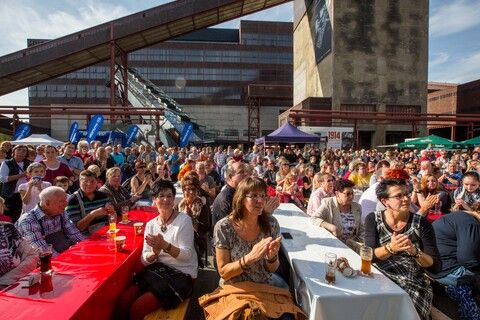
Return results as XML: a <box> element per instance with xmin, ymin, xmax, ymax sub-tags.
<box><xmin>0</xmin><ymin>139</ymin><xmax>480</xmax><ymax>319</ymax></box>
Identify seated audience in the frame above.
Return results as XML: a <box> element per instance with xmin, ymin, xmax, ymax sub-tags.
<box><xmin>429</xmin><ymin>212</ymin><xmax>480</xmax><ymax>319</ymax></box>
<box><xmin>117</xmin><ymin>180</ymin><xmax>197</xmax><ymax>320</ymax></box>
<box><xmin>131</xmin><ymin>161</ymin><xmax>154</xmax><ymax>203</ymax></box>
<box><xmin>452</xmin><ymin>171</ymin><xmax>480</xmax><ymax>213</ymax></box>
<box><xmin>99</xmin><ymin>167</ymin><xmax>141</xmax><ymax>215</ymax></box>
<box><xmin>0</xmin><ymin>221</ymin><xmax>38</xmax><ymax>286</ymax></box>
<box><xmin>306</xmin><ymin>173</ymin><xmax>334</xmax><ymax>216</ymax></box>
<box><xmin>66</xmin><ymin>170</ymin><xmax>114</xmax><ymax>235</ymax></box>
<box><xmin>312</xmin><ymin>179</ymin><xmax>364</xmax><ymax>250</ymax></box>
<box><xmin>364</xmin><ymin>178</ymin><xmax>441</xmax><ymax>320</ymax></box>
<box><xmin>16</xmin><ymin>186</ymin><xmax>85</xmax><ymax>255</ymax></box>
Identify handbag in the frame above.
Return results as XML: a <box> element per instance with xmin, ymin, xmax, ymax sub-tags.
<box><xmin>133</xmin><ymin>261</ymin><xmax>193</xmax><ymax>309</ymax></box>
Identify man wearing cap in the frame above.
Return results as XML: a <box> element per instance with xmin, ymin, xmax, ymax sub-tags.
<box><xmin>0</xmin><ymin>145</ymin><xmax>30</xmax><ymax>222</ymax></box>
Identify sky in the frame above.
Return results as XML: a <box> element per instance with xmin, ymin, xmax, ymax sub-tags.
<box><xmin>0</xmin><ymin>0</ymin><xmax>479</xmax><ymax>106</ymax></box>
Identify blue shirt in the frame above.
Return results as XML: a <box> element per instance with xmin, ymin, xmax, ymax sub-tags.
<box><xmin>58</xmin><ymin>155</ymin><xmax>84</xmax><ymax>172</ymax></box>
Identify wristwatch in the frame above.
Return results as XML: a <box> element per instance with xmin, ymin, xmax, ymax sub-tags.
<box><xmin>413</xmin><ymin>245</ymin><xmax>422</xmax><ymax>259</ymax></box>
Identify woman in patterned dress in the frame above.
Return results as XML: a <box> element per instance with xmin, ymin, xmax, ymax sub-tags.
<box><xmin>364</xmin><ymin>178</ymin><xmax>441</xmax><ymax>320</ymax></box>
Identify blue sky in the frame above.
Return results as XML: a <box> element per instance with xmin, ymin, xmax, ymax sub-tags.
<box><xmin>0</xmin><ymin>0</ymin><xmax>479</xmax><ymax>106</ymax></box>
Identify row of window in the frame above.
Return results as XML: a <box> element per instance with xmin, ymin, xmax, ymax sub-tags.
<box><xmin>129</xmin><ymin>49</ymin><xmax>292</xmax><ymax>64</ymax></box>
<box><xmin>134</xmin><ymin>67</ymin><xmax>259</xmax><ymax>81</ymax></box>
<box><xmin>204</xmin><ymin>129</ymin><xmax>273</xmax><ymax>138</ymax></box>
<box><xmin>29</xmin><ymin>84</ymin><xmax>242</xmax><ymax>100</ymax></box>
<box><xmin>241</xmin><ymin>33</ymin><xmax>292</xmax><ymax>47</ymax></box>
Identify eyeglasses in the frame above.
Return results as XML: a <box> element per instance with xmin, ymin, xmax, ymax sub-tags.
<box><xmin>184</xmin><ymin>188</ymin><xmax>198</xmax><ymax>193</ymax></box>
<box><xmin>387</xmin><ymin>193</ymin><xmax>411</xmax><ymax>200</ymax></box>
<box><xmin>245</xmin><ymin>194</ymin><xmax>267</xmax><ymax>201</ymax></box>
<box><xmin>157</xmin><ymin>194</ymin><xmax>174</xmax><ymax>199</ymax></box>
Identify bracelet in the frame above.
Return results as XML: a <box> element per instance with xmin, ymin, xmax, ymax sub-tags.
<box><xmin>413</xmin><ymin>245</ymin><xmax>422</xmax><ymax>259</ymax></box>
<box><xmin>239</xmin><ymin>258</ymin><xmax>246</xmax><ymax>271</ymax></box>
<box><xmin>241</xmin><ymin>256</ymin><xmax>249</xmax><ymax>269</ymax></box>
<box><xmin>385</xmin><ymin>243</ymin><xmax>395</xmax><ymax>255</ymax></box>
<box><xmin>266</xmin><ymin>254</ymin><xmax>278</xmax><ymax>263</ymax></box>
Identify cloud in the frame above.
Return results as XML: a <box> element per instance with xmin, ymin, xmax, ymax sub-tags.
<box><xmin>0</xmin><ymin>0</ymin><xmax>129</xmax><ymax>55</ymax></box>
<box><xmin>0</xmin><ymin>89</ymin><xmax>28</xmax><ymax>106</ymax></box>
<box><xmin>429</xmin><ymin>50</ymin><xmax>480</xmax><ymax>83</ymax></box>
<box><xmin>429</xmin><ymin>52</ymin><xmax>449</xmax><ymax>67</ymax></box>
<box><xmin>430</xmin><ymin>0</ymin><xmax>480</xmax><ymax>37</ymax></box>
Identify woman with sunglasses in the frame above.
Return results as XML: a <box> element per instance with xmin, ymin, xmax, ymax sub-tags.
<box><xmin>311</xmin><ymin>179</ymin><xmax>364</xmax><ymax>250</ymax></box>
<box><xmin>364</xmin><ymin>178</ymin><xmax>441</xmax><ymax>320</ymax></box>
<box><xmin>131</xmin><ymin>161</ymin><xmax>154</xmax><ymax>203</ymax></box>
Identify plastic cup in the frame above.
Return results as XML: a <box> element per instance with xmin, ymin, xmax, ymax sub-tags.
<box><xmin>114</xmin><ymin>236</ymin><xmax>126</xmax><ymax>251</ymax></box>
<box><xmin>134</xmin><ymin>222</ymin><xmax>143</xmax><ymax>235</ymax></box>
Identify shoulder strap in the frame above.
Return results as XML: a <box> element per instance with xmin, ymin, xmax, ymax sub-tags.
<box><xmin>74</xmin><ymin>191</ymin><xmax>87</xmax><ymax>218</ymax></box>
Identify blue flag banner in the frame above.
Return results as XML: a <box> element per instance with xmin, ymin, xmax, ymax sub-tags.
<box><xmin>125</xmin><ymin>125</ymin><xmax>140</xmax><ymax>147</ymax></box>
<box><xmin>86</xmin><ymin>114</ymin><xmax>104</xmax><ymax>143</ymax></box>
<box><xmin>13</xmin><ymin>123</ymin><xmax>31</xmax><ymax>140</ymax></box>
<box><xmin>179</xmin><ymin>122</ymin><xmax>194</xmax><ymax>148</ymax></box>
<box><xmin>68</xmin><ymin>122</ymin><xmax>79</xmax><ymax>143</ymax></box>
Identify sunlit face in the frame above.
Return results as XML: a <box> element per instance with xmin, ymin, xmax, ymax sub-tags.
<box><xmin>463</xmin><ymin>176</ymin><xmax>480</xmax><ymax>193</ymax></box>
<box><xmin>55</xmin><ymin>182</ymin><xmax>69</xmax><ymax>192</ymax></box>
<box><xmin>321</xmin><ymin>175</ymin><xmax>335</xmax><ymax>193</ymax></box>
<box><xmin>336</xmin><ymin>187</ymin><xmax>354</xmax><ymax>206</ymax></box>
<box><xmin>426</xmin><ymin>176</ymin><xmax>438</xmax><ymax>189</ymax></box>
<box><xmin>45</xmin><ymin>191</ymin><xmax>68</xmax><ymax>216</ymax></box>
<box><xmin>243</xmin><ymin>190</ymin><xmax>266</xmax><ymax>216</ymax></box>
<box><xmin>80</xmin><ymin>176</ymin><xmax>97</xmax><ymax>194</ymax></box>
<box><xmin>153</xmin><ymin>189</ymin><xmax>175</xmax><ymax>211</ymax></box>
<box><xmin>108</xmin><ymin>172</ymin><xmax>122</xmax><ymax>187</ymax></box>
<box><xmin>383</xmin><ymin>185</ymin><xmax>411</xmax><ymax>213</ymax></box>
<box><xmin>44</xmin><ymin>147</ymin><xmax>58</xmax><ymax>160</ymax></box>
<box><xmin>65</xmin><ymin>145</ymin><xmax>75</xmax><ymax>156</ymax></box>
<box><xmin>29</xmin><ymin>166</ymin><xmax>45</xmax><ymax>178</ymax></box>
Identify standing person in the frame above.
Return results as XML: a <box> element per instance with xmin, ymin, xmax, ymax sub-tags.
<box><xmin>58</xmin><ymin>142</ymin><xmax>84</xmax><ymax>191</ymax></box>
<box><xmin>74</xmin><ymin>140</ymin><xmax>93</xmax><ymax>166</ymax></box>
<box><xmin>364</xmin><ymin>179</ymin><xmax>441</xmax><ymax>320</ymax></box>
<box><xmin>168</xmin><ymin>147</ymin><xmax>181</xmax><ymax>182</ymax></box>
<box><xmin>117</xmin><ymin>180</ymin><xmax>197</xmax><ymax>320</ymax></box>
<box><xmin>195</xmin><ymin>161</ymin><xmax>217</xmax><ymax>200</ymax></box>
<box><xmin>66</xmin><ymin>170</ymin><xmax>114</xmax><ymax>235</ymax></box>
<box><xmin>18</xmin><ymin>163</ymin><xmax>51</xmax><ymax>215</ymax></box>
<box><xmin>41</xmin><ymin>145</ymin><xmax>74</xmax><ymax>185</ymax></box>
<box><xmin>0</xmin><ymin>145</ymin><xmax>30</xmax><ymax>222</ymax></box>
<box><xmin>16</xmin><ymin>186</ymin><xmax>86</xmax><ymax>255</ymax></box>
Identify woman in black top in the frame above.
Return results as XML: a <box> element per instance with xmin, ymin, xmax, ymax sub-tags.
<box><xmin>364</xmin><ymin>178</ymin><xmax>440</xmax><ymax>320</ymax></box>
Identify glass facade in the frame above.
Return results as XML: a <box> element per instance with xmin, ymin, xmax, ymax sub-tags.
<box><xmin>28</xmin><ymin>21</ymin><xmax>293</xmax><ymax>108</ymax></box>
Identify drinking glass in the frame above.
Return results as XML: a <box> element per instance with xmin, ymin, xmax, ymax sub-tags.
<box><xmin>121</xmin><ymin>206</ymin><xmax>129</xmax><ymax>224</ymax></box>
<box><xmin>360</xmin><ymin>246</ymin><xmax>373</xmax><ymax>275</ymax></box>
<box><xmin>325</xmin><ymin>252</ymin><xmax>337</xmax><ymax>284</ymax></box>
<box><xmin>39</xmin><ymin>244</ymin><xmax>53</xmax><ymax>273</ymax></box>
<box><xmin>108</xmin><ymin>214</ymin><xmax>117</xmax><ymax>232</ymax></box>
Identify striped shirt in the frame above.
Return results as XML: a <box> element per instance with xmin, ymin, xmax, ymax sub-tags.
<box><xmin>66</xmin><ymin>190</ymin><xmax>110</xmax><ymax>235</ymax></box>
<box><xmin>16</xmin><ymin>205</ymin><xmax>85</xmax><ymax>255</ymax></box>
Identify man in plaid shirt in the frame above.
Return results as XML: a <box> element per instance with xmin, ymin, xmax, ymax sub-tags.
<box><xmin>16</xmin><ymin>186</ymin><xmax>85</xmax><ymax>256</ymax></box>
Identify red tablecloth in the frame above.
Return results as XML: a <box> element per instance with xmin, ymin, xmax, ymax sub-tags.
<box><xmin>0</xmin><ymin>209</ymin><xmax>157</xmax><ymax>320</ymax></box>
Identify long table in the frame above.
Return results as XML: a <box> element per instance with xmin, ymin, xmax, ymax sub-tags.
<box><xmin>274</xmin><ymin>203</ymin><xmax>419</xmax><ymax>320</ymax></box>
<box><xmin>0</xmin><ymin>209</ymin><xmax>157</xmax><ymax>320</ymax></box>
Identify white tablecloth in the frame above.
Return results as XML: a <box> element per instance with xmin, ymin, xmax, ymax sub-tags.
<box><xmin>274</xmin><ymin>203</ymin><xmax>419</xmax><ymax>320</ymax></box>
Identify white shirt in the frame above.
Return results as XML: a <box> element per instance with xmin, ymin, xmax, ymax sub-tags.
<box><xmin>359</xmin><ymin>182</ymin><xmax>379</xmax><ymax>223</ymax></box>
<box><xmin>141</xmin><ymin>212</ymin><xmax>198</xmax><ymax>278</ymax></box>
<box><xmin>18</xmin><ymin>181</ymin><xmax>52</xmax><ymax>214</ymax></box>
<box><xmin>0</xmin><ymin>160</ymin><xmax>27</xmax><ymax>193</ymax></box>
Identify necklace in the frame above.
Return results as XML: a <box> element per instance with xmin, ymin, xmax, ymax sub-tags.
<box><xmin>159</xmin><ymin>210</ymin><xmax>176</xmax><ymax>232</ymax></box>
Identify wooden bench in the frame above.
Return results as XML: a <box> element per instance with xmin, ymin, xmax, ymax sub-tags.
<box><xmin>144</xmin><ymin>299</ymin><xmax>190</xmax><ymax>320</ymax></box>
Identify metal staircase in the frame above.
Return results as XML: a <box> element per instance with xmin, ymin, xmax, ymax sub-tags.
<box><xmin>115</xmin><ymin>67</ymin><xmax>204</xmax><ymax>146</ymax></box>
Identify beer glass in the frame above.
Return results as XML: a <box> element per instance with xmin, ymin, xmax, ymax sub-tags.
<box><xmin>325</xmin><ymin>252</ymin><xmax>337</xmax><ymax>284</ymax></box>
<box><xmin>39</xmin><ymin>244</ymin><xmax>53</xmax><ymax>273</ymax></box>
<box><xmin>121</xmin><ymin>206</ymin><xmax>129</xmax><ymax>224</ymax></box>
<box><xmin>108</xmin><ymin>213</ymin><xmax>117</xmax><ymax>232</ymax></box>
<box><xmin>360</xmin><ymin>246</ymin><xmax>373</xmax><ymax>275</ymax></box>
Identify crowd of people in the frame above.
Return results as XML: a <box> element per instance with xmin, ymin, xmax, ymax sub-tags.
<box><xmin>0</xmin><ymin>140</ymin><xmax>479</xmax><ymax>319</ymax></box>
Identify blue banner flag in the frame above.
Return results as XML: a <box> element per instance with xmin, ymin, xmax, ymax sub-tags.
<box><xmin>179</xmin><ymin>122</ymin><xmax>194</xmax><ymax>148</ymax></box>
<box><xmin>68</xmin><ymin>122</ymin><xmax>79</xmax><ymax>143</ymax></box>
<box><xmin>86</xmin><ymin>114</ymin><xmax>104</xmax><ymax>143</ymax></box>
<box><xmin>125</xmin><ymin>125</ymin><xmax>140</xmax><ymax>147</ymax></box>
<box><xmin>13</xmin><ymin>123</ymin><xmax>31</xmax><ymax>140</ymax></box>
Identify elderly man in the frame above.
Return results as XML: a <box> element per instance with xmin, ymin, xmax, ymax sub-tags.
<box><xmin>16</xmin><ymin>186</ymin><xmax>85</xmax><ymax>256</ymax></box>
<box><xmin>66</xmin><ymin>170</ymin><xmax>114</xmax><ymax>235</ymax></box>
<box><xmin>195</xmin><ymin>161</ymin><xmax>217</xmax><ymax>199</ymax></box>
<box><xmin>306</xmin><ymin>173</ymin><xmax>334</xmax><ymax>216</ymax></box>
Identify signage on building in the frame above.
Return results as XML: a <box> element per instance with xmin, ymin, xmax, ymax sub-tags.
<box><xmin>299</xmin><ymin>126</ymin><xmax>353</xmax><ymax>149</ymax></box>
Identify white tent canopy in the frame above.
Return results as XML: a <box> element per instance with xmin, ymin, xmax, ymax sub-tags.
<box><xmin>11</xmin><ymin>134</ymin><xmax>65</xmax><ymax>147</ymax></box>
